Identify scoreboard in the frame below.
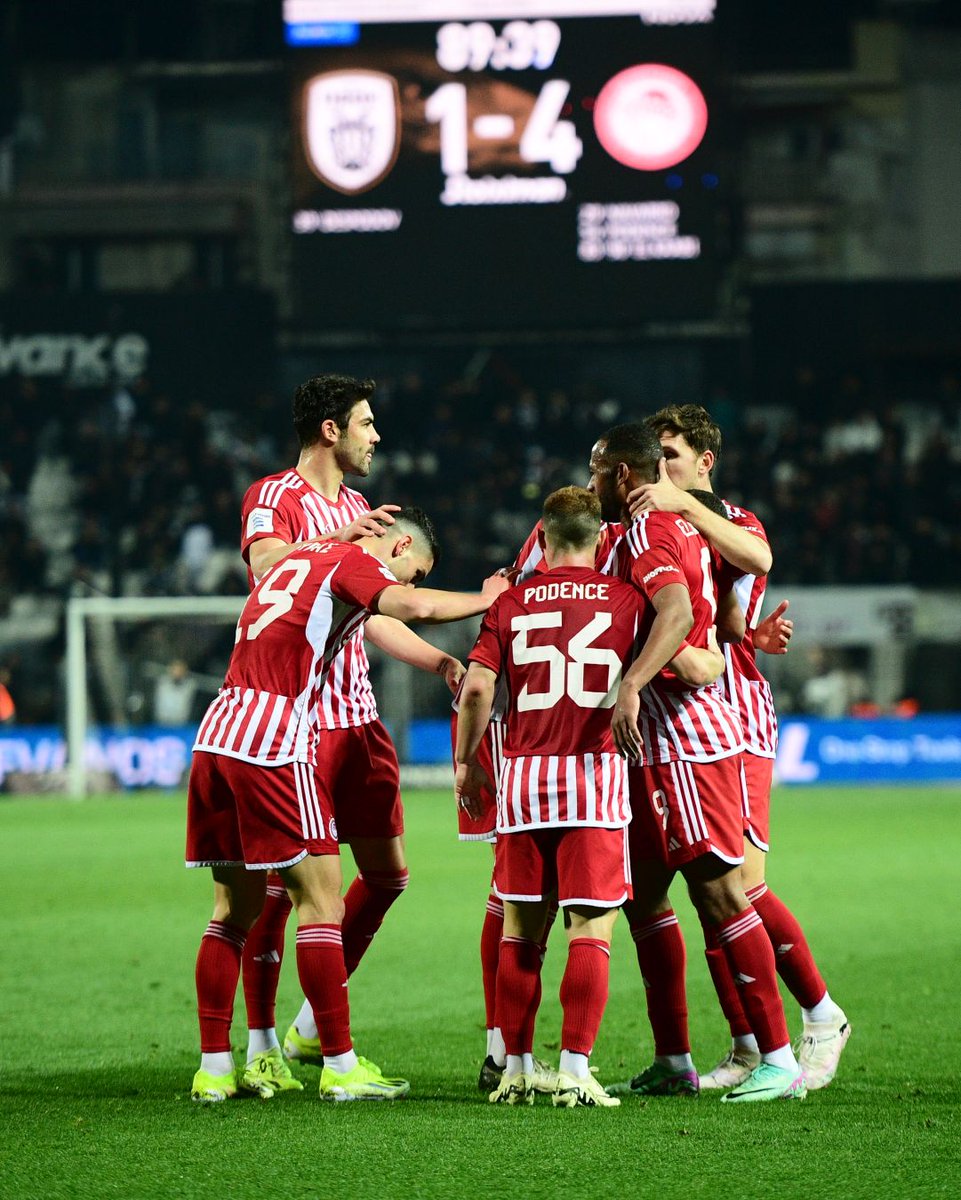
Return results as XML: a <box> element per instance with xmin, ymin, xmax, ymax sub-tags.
<box><xmin>286</xmin><ymin>2</ymin><xmax>723</xmax><ymax>332</ymax></box>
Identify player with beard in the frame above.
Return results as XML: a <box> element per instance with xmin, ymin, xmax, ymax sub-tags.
<box><xmin>627</xmin><ymin>404</ymin><xmax>849</xmax><ymax>1092</ymax></box>
<box><xmin>591</xmin><ymin>423</ymin><xmax>806</xmax><ymax>1103</ymax></box>
<box><xmin>236</xmin><ymin>375</ymin><xmax>467</xmax><ymax>1096</ymax></box>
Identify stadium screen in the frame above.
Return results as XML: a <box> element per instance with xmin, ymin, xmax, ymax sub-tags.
<box><xmin>286</xmin><ymin>2</ymin><xmax>723</xmax><ymax>331</ymax></box>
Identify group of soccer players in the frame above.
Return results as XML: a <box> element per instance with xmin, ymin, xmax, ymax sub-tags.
<box><xmin>185</xmin><ymin>375</ymin><xmax>850</xmax><ymax>1107</ymax></box>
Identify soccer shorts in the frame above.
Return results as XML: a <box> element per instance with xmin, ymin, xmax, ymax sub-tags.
<box><xmin>451</xmin><ymin>713</ymin><xmax>503</xmax><ymax>842</ymax></box>
<box><xmin>627</xmin><ymin>755</ymin><xmax>746</xmax><ymax>869</ymax></box>
<box><xmin>186</xmin><ymin>751</ymin><xmax>338</xmax><ymax>871</ymax></box>
<box><xmin>317</xmin><ymin>719</ymin><xmax>404</xmax><ymax>842</ymax></box>
<box><xmin>741</xmin><ymin>752</ymin><xmax>774</xmax><ymax>852</ymax></box>
<box><xmin>494</xmin><ymin>825</ymin><xmax>631</xmax><ymax>909</ymax></box>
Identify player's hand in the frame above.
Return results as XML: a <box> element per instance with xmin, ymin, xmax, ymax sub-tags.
<box><xmin>480</xmin><ymin>571</ymin><xmax>512</xmax><ymax>606</ymax></box>
<box><xmin>612</xmin><ymin>685</ymin><xmax>643</xmax><ymax>760</ymax></box>
<box><xmin>455</xmin><ymin>760</ymin><xmax>491</xmax><ymax>820</ymax></box>
<box><xmin>627</xmin><ymin>458</ymin><xmax>689</xmax><ymax>518</ymax></box>
<box><xmin>755</xmin><ymin>599</ymin><xmax>793</xmax><ymax>655</ymax></box>
<box><xmin>335</xmin><ymin>504</ymin><xmax>402</xmax><ymax>543</ymax></box>
<box><xmin>439</xmin><ymin>656</ymin><xmax>466</xmax><ymax>693</ymax></box>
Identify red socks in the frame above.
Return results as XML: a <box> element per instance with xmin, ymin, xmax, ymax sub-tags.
<box><xmin>342</xmin><ymin>869</ymin><xmax>409</xmax><ymax>977</ymax></box>
<box><xmin>497</xmin><ymin>937</ymin><xmax>543</xmax><ymax>1057</ymax></box>
<box><xmin>480</xmin><ymin>893</ymin><xmax>504</xmax><ymax>1029</ymax></box>
<box><xmin>241</xmin><ymin>879</ymin><xmax>291</xmax><ymax>1031</ymax></box>
<box><xmin>196</xmin><ymin>920</ymin><xmax>247</xmax><ymax>1053</ymax></box>
<box><xmin>714</xmin><ymin>907</ymin><xmax>790</xmax><ymax>1053</ymax></box>
<box><xmin>747</xmin><ymin>883</ymin><xmax>827</xmax><ymax>1009</ymax></box>
<box><xmin>560</xmin><ymin>938</ymin><xmax>611</xmax><ymax>1056</ymax></box>
<box><xmin>630</xmin><ymin>910</ymin><xmax>691</xmax><ymax>1056</ymax></box>
<box><xmin>701</xmin><ymin>919</ymin><xmax>752</xmax><ymax>1039</ymax></box>
<box><xmin>295</xmin><ymin>924</ymin><xmax>352</xmax><ymax>1057</ymax></box>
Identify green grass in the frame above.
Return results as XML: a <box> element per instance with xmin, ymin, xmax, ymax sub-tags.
<box><xmin>1</xmin><ymin>786</ymin><xmax>959</xmax><ymax>1199</ymax></box>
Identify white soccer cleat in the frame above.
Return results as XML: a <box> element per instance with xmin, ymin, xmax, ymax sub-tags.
<box><xmin>489</xmin><ymin>1070</ymin><xmax>534</xmax><ymax>1106</ymax></box>
<box><xmin>698</xmin><ymin>1046</ymin><xmax>762</xmax><ymax>1090</ymax></box>
<box><xmin>796</xmin><ymin>1011</ymin><xmax>851</xmax><ymax>1090</ymax></box>
<box><xmin>529</xmin><ymin>1056</ymin><xmax>562</xmax><ymax>1094</ymax></box>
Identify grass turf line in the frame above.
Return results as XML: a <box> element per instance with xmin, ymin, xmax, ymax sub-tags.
<box><xmin>1</xmin><ymin>786</ymin><xmax>959</xmax><ymax>1199</ymax></box>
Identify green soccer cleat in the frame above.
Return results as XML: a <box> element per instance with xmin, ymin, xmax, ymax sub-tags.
<box><xmin>241</xmin><ymin>1048</ymin><xmax>304</xmax><ymax>1096</ymax></box>
<box><xmin>319</xmin><ymin>1056</ymin><xmax>410</xmax><ymax>1102</ymax></box>
<box><xmin>721</xmin><ymin>1062</ymin><xmax>807</xmax><ymax>1103</ymax></box>
<box><xmin>489</xmin><ymin>1070</ymin><xmax>535</xmax><ymax>1106</ymax></box>
<box><xmin>283</xmin><ymin>1023</ymin><xmax>323</xmax><ymax>1066</ymax></box>
<box><xmin>191</xmin><ymin>1067</ymin><xmax>239</xmax><ymax>1104</ymax></box>
<box><xmin>552</xmin><ymin>1070</ymin><xmax>620</xmax><ymax>1109</ymax></box>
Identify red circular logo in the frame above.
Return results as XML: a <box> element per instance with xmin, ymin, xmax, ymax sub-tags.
<box><xmin>593</xmin><ymin>63</ymin><xmax>708</xmax><ymax>171</ymax></box>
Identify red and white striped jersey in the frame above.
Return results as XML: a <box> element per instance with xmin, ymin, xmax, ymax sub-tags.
<box><xmin>717</xmin><ymin>501</ymin><xmax>779</xmax><ymax>757</ymax></box>
<box><xmin>194</xmin><ymin>543</ymin><xmax>400</xmax><ymax>767</ymax></box>
<box><xmin>612</xmin><ymin>512</ymin><xmax>744</xmax><ymax>766</ymax></box>
<box><xmin>469</xmin><ymin>566</ymin><xmax>640</xmax><ymax>831</ymax></box>
<box><xmin>512</xmin><ymin>519</ymin><xmax>626</xmax><ymax>581</ymax></box>
<box><xmin>240</xmin><ymin>469</ymin><xmax>376</xmax><ymax>729</ymax></box>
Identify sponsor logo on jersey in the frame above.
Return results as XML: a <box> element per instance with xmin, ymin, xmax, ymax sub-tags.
<box><xmin>246</xmin><ymin>507</ymin><xmax>275</xmax><ymax>536</ymax></box>
<box><xmin>642</xmin><ymin>564</ymin><xmax>680</xmax><ymax>584</ymax></box>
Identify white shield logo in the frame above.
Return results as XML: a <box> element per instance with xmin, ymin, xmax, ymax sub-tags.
<box><xmin>303</xmin><ymin>70</ymin><xmax>400</xmax><ymax>195</ymax></box>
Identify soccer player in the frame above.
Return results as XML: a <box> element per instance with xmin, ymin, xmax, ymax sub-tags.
<box><xmin>454</xmin><ymin>486</ymin><xmax>641</xmax><ymax>1108</ymax></box>
<box><xmin>633</xmin><ymin>405</ymin><xmax>850</xmax><ymax>1091</ymax></box>
<box><xmin>187</xmin><ymin>509</ymin><xmax>508</xmax><ymax>1102</ymax></box>
<box><xmin>592</xmin><ymin>423</ymin><xmax>807</xmax><ymax>1103</ymax></box>
<box><xmin>237</xmin><ymin>374</ymin><xmax>466</xmax><ymax>1094</ymax></box>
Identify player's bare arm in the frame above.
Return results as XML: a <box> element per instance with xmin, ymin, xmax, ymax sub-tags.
<box><xmin>627</xmin><ymin>460</ymin><xmax>773</xmax><ymax>577</ymax></box>
<box><xmin>612</xmin><ymin>583</ymin><xmax>693</xmax><ymax>759</ymax></box>
<box><xmin>365</xmin><ymin>615</ymin><xmax>466</xmax><ymax>692</ymax></box>
<box><xmin>453</xmin><ymin>662</ymin><xmax>497</xmax><ymax>819</ymax></box>
<box><xmin>671</xmin><ymin>625</ymin><xmax>725</xmax><ymax>688</ymax></box>
<box><xmin>754</xmin><ymin>599</ymin><xmax>793</xmax><ymax>655</ymax></box>
<box><xmin>374</xmin><ymin>572</ymin><xmax>510</xmax><ymax>624</ymax></box>
<box><xmin>247</xmin><ymin>505</ymin><xmax>404</xmax><ymax>581</ymax></box>
<box><xmin>715</xmin><ymin>586</ymin><xmax>747</xmax><ymax>643</ymax></box>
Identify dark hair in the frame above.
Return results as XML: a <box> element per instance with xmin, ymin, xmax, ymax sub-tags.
<box><xmin>542</xmin><ymin>486</ymin><xmax>601</xmax><ymax>550</ymax></box>
<box><xmin>687</xmin><ymin>488</ymin><xmax>729</xmax><ymax>519</ymax></box>
<box><xmin>393</xmin><ymin>506</ymin><xmax>441</xmax><ymax>566</ymax></box>
<box><xmin>292</xmin><ymin>374</ymin><xmax>376</xmax><ymax>449</ymax></box>
<box><xmin>596</xmin><ymin>422</ymin><xmax>664</xmax><ymax>481</ymax></box>
<box><xmin>644</xmin><ymin>404</ymin><xmax>721</xmax><ymax>474</ymax></box>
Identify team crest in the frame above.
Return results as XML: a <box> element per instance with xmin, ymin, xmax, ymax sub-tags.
<box><xmin>303</xmin><ymin>70</ymin><xmax>400</xmax><ymax>194</ymax></box>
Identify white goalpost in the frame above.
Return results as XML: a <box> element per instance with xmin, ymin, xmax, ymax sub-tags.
<box><xmin>65</xmin><ymin>594</ymin><xmax>244</xmax><ymax>798</ymax></box>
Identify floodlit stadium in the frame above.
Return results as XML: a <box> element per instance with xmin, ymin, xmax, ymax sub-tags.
<box><xmin>1</xmin><ymin>2</ymin><xmax>959</xmax><ymax>1196</ymax></box>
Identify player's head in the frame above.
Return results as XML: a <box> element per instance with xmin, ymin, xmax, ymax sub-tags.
<box><xmin>686</xmin><ymin>488</ymin><xmax>729</xmax><ymax>519</ymax></box>
<box><xmin>588</xmin><ymin>423</ymin><xmax>663</xmax><ymax>522</ymax></box>
<box><xmin>540</xmin><ymin>486</ymin><xmax>602</xmax><ymax>563</ymax></box>
<box><xmin>644</xmin><ymin>404</ymin><xmax>720</xmax><ymax>490</ymax></box>
<box><xmin>371</xmin><ymin>506</ymin><xmax>440</xmax><ymax>585</ymax></box>
<box><xmin>293</xmin><ymin>374</ymin><xmax>379</xmax><ymax>476</ymax></box>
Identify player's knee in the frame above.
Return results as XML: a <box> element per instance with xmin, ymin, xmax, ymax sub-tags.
<box><xmin>688</xmin><ymin>872</ymin><xmax>746</xmax><ymax>926</ymax></box>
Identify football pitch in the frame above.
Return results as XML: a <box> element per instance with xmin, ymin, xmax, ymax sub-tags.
<box><xmin>2</xmin><ymin>785</ymin><xmax>959</xmax><ymax>1200</ymax></box>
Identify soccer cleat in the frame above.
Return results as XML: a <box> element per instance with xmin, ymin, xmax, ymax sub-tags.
<box><xmin>615</xmin><ymin>1061</ymin><xmax>699</xmax><ymax>1097</ymax></box>
<box><xmin>552</xmin><ymin>1070</ymin><xmax>620</xmax><ymax>1109</ymax></box>
<box><xmin>241</xmin><ymin>1048</ymin><xmax>304</xmax><ymax>1096</ymax></box>
<box><xmin>721</xmin><ymin>1062</ymin><xmax>807</xmax><ymax>1103</ymax></box>
<box><xmin>478</xmin><ymin>1055</ymin><xmax>504</xmax><ymax>1093</ymax></box>
<box><xmin>489</xmin><ymin>1070</ymin><xmax>534</xmax><ymax>1106</ymax></box>
<box><xmin>530</xmin><ymin>1057</ymin><xmax>562</xmax><ymax>1094</ymax></box>
<box><xmin>191</xmin><ymin>1067</ymin><xmax>239</xmax><ymax>1104</ymax></box>
<box><xmin>283</xmin><ymin>1023</ymin><xmax>323</xmax><ymax>1066</ymax></box>
<box><xmin>796</xmin><ymin>1014</ymin><xmax>851</xmax><ymax>1090</ymax></box>
<box><xmin>698</xmin><ymin>1046</ymin><xmax>762</xmax><ymax>1090</ymax></box>
<box><xmin>319</xmin><ymin>1056</ymin><xmax>410</xmax><ymax>1102</ymax></box>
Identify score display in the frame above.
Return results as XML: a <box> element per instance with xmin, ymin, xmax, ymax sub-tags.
<box><xmin>288</xmin><ymin>4</ymin><xmax>722</xmax><ymax>332</ymax></box>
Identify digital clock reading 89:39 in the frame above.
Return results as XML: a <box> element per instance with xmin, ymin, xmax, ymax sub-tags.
<box><xmin>288</xmin><ymin>12</ymin><xmax>722</xmax><ymax>332</ymax></box>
